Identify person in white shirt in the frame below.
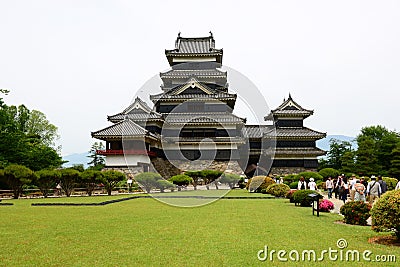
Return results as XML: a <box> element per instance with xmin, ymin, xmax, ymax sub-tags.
<box><xmin>366</xmin><ymin>175</ymin><xmax>382</xmax><ymax>205</ymax></box>
<box><xmin>308</xmin><ymin>178</ymin><xmax>317</xmax><ymax>191</ymax></box>
<box><xmin>349</xmin><ymin>175</ymin><xmax>357</xmax><ymax>201</ymax></box>
<box><xmin>297</xmin><ymin>177</ymin><xmax>307</xmax><ymax>190</ymax></box>
<box><xmin>325</xmin><ymin>177</ymin><xmax>334</xmax><ymax>199</ymax></box>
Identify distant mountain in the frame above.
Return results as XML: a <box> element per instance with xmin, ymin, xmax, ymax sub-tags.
<box><xmin>62</xmin><ymin>152</ymin><xmax>90</xmax><ymax>168</ymax></box>
<box><xmin>316</xmin><ymin>135</ymin><xmax>357</xmax><ymax>152</ymax></box>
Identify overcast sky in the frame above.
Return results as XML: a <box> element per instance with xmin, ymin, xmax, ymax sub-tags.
<box><xmin>1</xmin><ymin>0</ymin><xmax>399</xmax><ymax>155</ymax></box>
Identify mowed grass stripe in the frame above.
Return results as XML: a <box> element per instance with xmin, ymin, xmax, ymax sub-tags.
<box><xmin>0</xmin><ymin>196</ymin><xmax>399</xmax><ymax>266</ymax></box>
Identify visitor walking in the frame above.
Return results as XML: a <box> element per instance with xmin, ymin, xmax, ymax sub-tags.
<box><xmin>335</xmin><ymin>176</ymin><xmax>343</xmax><ymax>199</ymax></box>
<box><xmin>308</xmin><ymin>178</ymin><xmax>317</xmax><ymax>191</ymax></box>
<box><xmin>354</xmin><ymin>179</ymin><xmax>366</xmax><ymax>202</ymax></box>
<box><xmin>340</xmin><ymin>177</ymin><xmax>349</xmax><ymax>203</ymax></box>
<box><xmin>326</xmin><ymin>177</ymin><xmax>334</xmax><ymax>199</ymax></box>
<box><xmin>366</xmin><ymin>175</ymin><xmax>381</xmax><ymax>205</ymax></box>
<box><xmin>349</xmin><ymin>175</ymin><xmax>357</xmax><ymax>201</ymax></box>
<box><xmin>297</xmin><ymin>177</ymin><xmax>307</xmax><ymax>190</ymax></box>
<box><xmin>377</xmin><ymin>176</ymin><xmax>387</xmax><ymax>195</ymax></box>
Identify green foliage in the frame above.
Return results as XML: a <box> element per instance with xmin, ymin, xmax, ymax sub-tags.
<box><xmin>340</xmin><ymin>151</ymin><xmax>356</xmax><ymax>174</ymax></box>
<box><xmin>285</xmin><ymin>190</ymin><xmax>296</xmax><ymax>203</ymax></box>
<box><xmin>389</xmin><ymin>143</ymin><xmax>400</xmax><ymax>178</ymax></box>
<box><xmin>295</xmin><ymin>172</ymin><xmax>323</xmax><ymax>182</ymax></box>
<box><xmin>59</xmin><ymin>168</ymin><xmax>81</xmax><ymax>197</ymax></box>
<box><xmin>356</xmin><ymin>136</ymin><xmax>379</xmax><ymax>176</ymax></box>
<box><xmin>246</xmin><ymin>176</ymin><xmax>275</xmax><ymax>193</ymax></box>
<box><xmin>1</xmin><ymin>164</ymin><xmax>35</xmax><ymax>199</ymax></box>
<box><xmin>0</xmin><ymin>98</ymin><xmax>62</xmax><ymax>170</ymax></box>
<box><xmin>317</xmin><ymin>181</ymin><xmax>326</xmax><ymax>190</ymax></box>
<box><xmin>35</xmin><ymin>169</ymin><xmax>60</xmax><ymax>197</ymax></box>
<box><xmin>340</xmin><ymin>201</ymin><xmax>371</xmax><ymax>226</ymax></box>
<box><xmin>266</xmin><ymin>183</ymin><xmax>290</xmax><ymax>197</ymax></box>
<box><xmin>87</xmin><ymin>142</ymin><xmax>105</xmax><ymax>168</ymax></box>
<box><xmin>184</xmin><ymin>170</ymin><xmax>204</xmax><ymax>190</ymax></box>
<box><xmin>81</xmin><ymin>170</ymin><xmax>103</xmax><ymax>196</ymax></box>
<box><xmin>371</xmin><ymin>190</ymin><xmax>400</xmax><ymax>240</ymax></box>
<box><xmin>325</xmin><ymin>138</ymin><xmax>354</xmax><ymax>170</ymax></box>
<box><xmin>289</xmin><ymin>181</ymin><xmax>298</xmax><ymax>189</ymax></box>
<box><xmin>382</xmin><ymin>177</ymin><xmax>399</xmax><ymax>191</ymax></box>
<box><xmin>282</xmin><ymin>174</ymin><xmax>298</xmax><ymax>183</ymax></box>
<box><xmin>134</xmin><ymin>172</ymin><xmax>162</xmax><ymax>193</ymax></box>
<box><xmin>292</xmin><ymin>190</ymin><xmax>319</xmax><ymax>207</ymax></box>
<box><xmin>169</xmin><ymin>174</ymin><xmax>192</xmax><ymax>191</ymax></box>
<box><xmin>100</xmin><ymin>170</ymin><xmax>125</xmax><ymax>195</ymax></box>
<box><xmin>219</xmin><ymin>173</ymin><xmax>241</xmax><ymax>189</ymax></box>
<box><xmin>318</xmin><ymin>168</ymin><xmax>339</xmax><ymax>179</ymax></box>
<box><xmin>156</xmin><ymin>179</ymin><xmax>176</xmax><ymax>193</ymax></box>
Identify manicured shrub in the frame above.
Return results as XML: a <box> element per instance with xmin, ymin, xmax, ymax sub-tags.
<box><xmin>219</xmin><ymin>173</ymin><xmax>241</xmax><ymax>189</ymax></box>
<box><xmin>246</xmin><ymin>176</ymin><xmax>275</xmax><ymax>193</ymax></box>
<box><xmin>371</xmin><ymin>190</ymin><xmax>400</xmax><ymax>240</ymax></box>
<box><xmin>134</xmin><ymin>172</ymin><xmax>161</xmax><ymax>193</ymax></box>
<box><xmin>282</xmin><ymin>174</ymin><xmax>299</xmax><ymax>184</ymax></box>
<box><xmin>169</xmin><ymin>174</ymin><xmax>192</xmax><ymax>191</ymax></box>
<box><xmin>318</xmin><ymin>168</ymin><xmax>339</xmax><ymax>179</ymax></box>
<box><xmin>319</xmin><ymin>199</ymin><xmax>334</xmax><ymax>212</ymax></box>
<box><xmin>295</xmin><ymin>172</ymin><xmax>323</xmax><ymax>182</ymax></box>
<box><xmin>382</xmin><ymin>177</ymin><xmax>399</xmax><ymax>191</ymax></box>
<box><xmin>289</xmin><ymin>181</ymin><xmax>298</xmax><ymax>189</ymax></box>
<box><xmin>340</xmin><ymin>201</ymin><xmax>371</xmax><ymax>226</ymax></box>
<box><xmin>266</xmin><ymin>183</ymin><xmax>290</xmax><ymax>197</ymax></box>
<box><xmin>285</xmin><ymin>189</ymin><xmax>296</xmax><ymax>203</ymax></box>
<box><xmin>293</xmin><ymin>189</ymin><xmax>319</xmax><ymax>207</ymax></box>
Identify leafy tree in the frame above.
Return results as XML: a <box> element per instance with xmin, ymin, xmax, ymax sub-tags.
<box><xmin>356</xmin><ymin>136</ymin><xmax>379</xmax><ymax>176</ymax></box>
<box><xmin>156</xmin><ymin>179</ymin><xmax>175</xmax><ymax>193</ymax></box>
<box><xmin>134</xmin><ymin>172</ymin><xmax>162</xmax><ymax>193</ymax></box>
<box><xmin>357</xmin><ymin>125</ymin><xmax>399</xmax><ymax>175</ymax></box>
<box><xmin>185</xmin><ymin>171</ymin><xmax>204</xmax><ymax>190</ymax></box>
<box><xmin>325</xmin><ymin>139</ymin><xmax>354</xmax><ymax>170</ymax></box>
<box><xmin>88</xmin><ymin>142</ymin><xmax>105</xmax><ymax>169</ymax></box>
<box><xmin>389</xmin><ymin>143</ymin><xmax>400</xmax><ymax>178</ymax></box>
<box><xmin>219</xmin><ymin>173</ymin><xmax>240</xmax><ymax>189</ymax></box>
<box><xmin>371</xmin><ymin>190</ymin><xmax>400</xmax><ymax>240</ymax></box>
<box><xmin>1</xmin><ymin>164</ymin><xmax>35</xmax><ymax>199</ymax></box>
<box><xmin>59</xmin><ymin>169</ymin><xmax>81</xmax><ymax>197</ymax></box>
<box><xmin>100</xmin><ymin>170</ymin><xmax>125</xmax><ymax>195</ymax></box>
<box><xmin>25</xmin><ymin>110</ymin><xmax>59</xmax><ymax>147</ymax></box>
<box><xmin>169</xmin><ymin>174</ymin><xmax>192</xmax><ymax>191</ymax></box>
<box><xmin>81</xmin><ymin>170</ymin><xmax>103</xmax><ymax>196</ymax></box>
<box><xmin>201</xmin><ymin>170</ymin><xmax>222</xmax><ymax>190</ymax></box>
<box><xmin>35</xmin><ymin>169</ymin><xmax>60</xmax><ymax>197</ymax></box>
<box><xmin>340</xmin><ymin>151</ymin><xmax>356</xmax><ymax>175</ymax></box>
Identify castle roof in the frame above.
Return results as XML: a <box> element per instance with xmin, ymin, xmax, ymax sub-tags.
<box><xmin>265</xmin><ymin>94</ymin><xmax>313</xmax><ymax>120</ymax></box>
<box><xmin>108</xmin><ymin>97</ymin><xmax>162</xmax><ymax>123</ymax></box>
<box><xmin>91</xmin><ymin>119</ymin><xmax>159</xmax><ymax>140</ymax></box>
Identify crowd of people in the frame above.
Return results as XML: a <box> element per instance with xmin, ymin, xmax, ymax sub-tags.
<box><xmin>298</xmin><ymin>174</ymin><xmax>400</xmax><ymax>205</ymax></box>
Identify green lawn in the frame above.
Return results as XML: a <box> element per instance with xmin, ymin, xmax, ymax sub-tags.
<box><xmin>0</xmin><ymin>191</ymin><xmax>399</xmax><ymax>266</ymax></box>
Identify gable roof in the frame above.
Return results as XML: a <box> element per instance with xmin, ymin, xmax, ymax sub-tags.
<box><xmin>108</xmin><ymin>97</ymin><xmax>162</xmax><ymax>123</ymax></box>
<box><xmin>165</xmin><ymin>32</ymin><xmax>222</xmax><ymax>55</ymax></box>
<box><xmin>265</xmin><ymin>94</ymin><xmax>314</xmax><ymax>120</ymax></box>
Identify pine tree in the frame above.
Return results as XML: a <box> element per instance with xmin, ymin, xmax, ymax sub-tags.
<box><xmin>356</xmin><ymin>137</ymin><xmax>379</xmax><ymax>177</ymax></box>
<box><xmin>389</xmin><ymin>143</ymin><xmax>400</xmax><ymax>179</ymax></box>
<box><xmin>87</xmin><ymin>142</ymin><xmax>105</xmax><ymax>169</ymax></box>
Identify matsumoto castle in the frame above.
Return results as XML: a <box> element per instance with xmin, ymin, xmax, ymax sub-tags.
<box><xmin>91</xmin><ymin>33</ymin><xmax>326</xmax><ymax>178</ymax></box>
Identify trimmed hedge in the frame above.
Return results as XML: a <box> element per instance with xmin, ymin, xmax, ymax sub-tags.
<box><xmin>266</xmin><ymin>183</ymin><xmax>290</xmax><ymax>197</ymax></box>
<box><xmin>246</xmin><ymin>176</ymin><xmax>275</xmax><ymax>193</ymax></box>
<box><xmin>340</xmin><ymin>201</ymin><xmax>371</xmax><ymax>226</ymax></box>
<box><xmin>371</xmin><ymin>190</ymin><xmax>400</xmax><ymax>240</ymax></box>
<box><xmin>292</xmin><ymin>190</ymin><xmax>320</xmax><ymax>207</ymax></box>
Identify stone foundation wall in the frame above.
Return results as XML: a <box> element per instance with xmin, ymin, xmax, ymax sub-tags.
<box><xmin>169</xmin><ymin>160</ymin><xmax>245</xmax><ymax>176</ymax></box>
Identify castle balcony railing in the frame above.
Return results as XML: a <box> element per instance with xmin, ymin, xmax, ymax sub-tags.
<box><xmin>96</xmin><ymin>149</ymin><xmax>157</xmax><ymax>157</ymax></box>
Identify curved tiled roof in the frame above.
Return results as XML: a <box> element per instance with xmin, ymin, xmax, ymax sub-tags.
<box><xmin>108</xmin><ymin>112</ymin><xmax>162</xmax><ymax>123</ymax></box>
<box><xmin>273</xmin><ymin>147</ymin><xmax>326</xmax><ymax>156</ymax></box>
<box><xmin>164</xmin><ymin>112</ymin><xmax>245</xmax><ymax>125</ymax></box>
<box><xmin>91</xmin><ymin>119</ymin><xmax>159</xmax><ymax>140</ymax></box>
<box><xmin>264</xmin><ymin>127</ymin><xmax>326</xmax><ymax>139</ymax></box>
<box><xmin>242</xmin><ymin>125</ymin><xmax>271</xmax><ymax>139</ymax></box>
<box><xmin>165</xmin><ymin>35</ymin><xmax>222</xmax><ymax>55</ymax></box>
<box><xmin>160</xmin><ymin>69</ymin><xmax>227</xmax><ymax>79</ymax></box>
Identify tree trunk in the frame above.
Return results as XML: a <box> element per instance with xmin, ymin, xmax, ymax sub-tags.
<box><xmin>107</xmin><ymin>188</ymin><xmax>112</xmax><ymax>196</ymax></box>
<box><xmin>178</xmin><ymin>186</ymin><xmax>182</xmax><ymax>191</ymax></box>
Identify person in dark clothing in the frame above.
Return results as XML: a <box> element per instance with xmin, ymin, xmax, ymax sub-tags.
<box><xmin>377</xmin><ymin>176</ymin><xmax>387</xmax><ymax>194</ymax></box>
